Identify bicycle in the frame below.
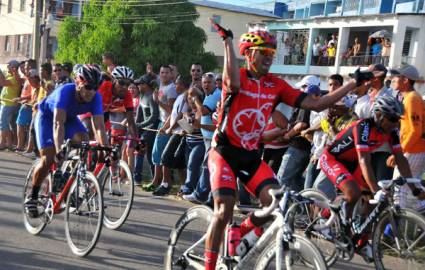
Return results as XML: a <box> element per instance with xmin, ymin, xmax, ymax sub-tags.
<box><xmin>164</xmin><ymin>186</ymin><xmax>334</xmax><ymax>269</ymax></box>
<box><xmin>90</xmin><ymin>135</ymin><xmax>139</xmax><ymax>230</ymax></box>
<box><xmin>22</xmin><ymin>140</ymin><xmax>108</xmax><ymax>257</ymax></box>
<box><xmin>287</xmin><ymin>177</ymin><xmax>425</xmax><ymax>269</ymax></box>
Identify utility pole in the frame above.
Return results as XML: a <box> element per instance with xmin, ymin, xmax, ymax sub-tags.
<box><xmin>39</xmin><ymin>0</ymin><xmax>50</xmax><ymax>64</ymax></box>
<box><xmin>32</xmin><ymin>0</ymin><xmax>41</xmax><ymax>64</ymax></box>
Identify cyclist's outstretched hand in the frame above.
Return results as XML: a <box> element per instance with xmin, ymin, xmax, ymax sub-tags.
<box><xmin>209</xmin><ymin>18</ymin><xmax>233</xmax><ymax>40</ymax></box>
<box><xmin>350</xmin><ymin>68</ymin><xmax>374</xmax><ymax>87</ymax></box>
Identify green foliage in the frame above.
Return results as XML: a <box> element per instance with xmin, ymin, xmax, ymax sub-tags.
<box><xmin>56</xmin><ymin>0</ymin><xmax>217</xmax><ymax>76</ymax></box>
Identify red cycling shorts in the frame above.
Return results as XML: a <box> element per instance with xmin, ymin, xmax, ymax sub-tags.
<box><xmin>319</xmin><ymin>149</ymin><xmax>369</xmax><ymax>191</ymax></box>
<box><xmin>208</xmin><ymin>145</ymin><xmax>278</xmax><ymax>198</ymax></box>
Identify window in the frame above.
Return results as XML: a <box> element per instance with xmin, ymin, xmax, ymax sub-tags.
<box><xmin>5</xmin><ymin>36</ymin><xmax>12</xmax><ymax>52</ymax></box>
<box><xmin>16</xmin><ymin>35</ymin><xmax>24</xmax><ymax>51</ymax></box>
<box><xmin>402</xmin><ymin>30</ymin><xmax>412</xmax><ymax>56</ymax></box>
<box><xmin>7</xmin><ymin>0</ymin><xmax>12</xmax><ymax>13</ymax></box>
<box><xmin>210</xmin><ymin>15</ymin><xmax>221</xmax><ymax>32</ymax></box>
<box><xmin>20</xmin><ymin>0</ymin><xmax>26</xmax><ymax>12</ymax></box>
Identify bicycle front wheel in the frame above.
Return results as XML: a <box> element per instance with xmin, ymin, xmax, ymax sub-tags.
<box><xmin>255</xmin><ymin>234</ymin><xmax>328</xmax><ymax>270</ymax></box>
<box><xmin>287</xmin><ymin>189</ymin><xmax>339</xmax><ymax>267</ymax></box>
<box><xmin>164</xmin><ymin>205</ymin><xmax>213</xmax><ymax>270</ymax></box>
<box><xmin>372</xmin><ymin>208</ymin><xmax>425</xmax><ymax>270</ymax></box>
<box><xmin>22</xmin><ymin>161</ymin><xmax>50</xmax><ymax>235</ymax></box>
<box><xmin>65</xmin><ymin>172</ymin><xmax>103</xmax><ymax>257</ymax></box>
<box><xmin>101</xmin><ymin>160</ymin><xmax>134</xmax><ymax>230</ymax></box>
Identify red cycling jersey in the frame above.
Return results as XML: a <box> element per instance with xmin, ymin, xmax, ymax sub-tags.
<box><xmin>209</xmin><ymin>68</ymin><xmax>306</xmax><ymax>197</ymax></box>
<box><xmin>98</xmin><ymin>81</ymin><xmax>134</xmax><ymax>113</ymax></box>
<box><xmin>320</xmin><ymin>118</ymin><xmax>402</xmax><ymax>189</ymax></box>
<box><xmin>214</xmin><ymin>68</ymin><xmax>306</xmax><ymax>150</ymax></box>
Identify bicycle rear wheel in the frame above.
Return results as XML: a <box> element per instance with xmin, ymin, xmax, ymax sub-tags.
<box><xmin>101</xmin><ymin>160</ymin><xmax>134</xmax><ymax>230</ymax></box>
<box><xmin>372</xmin><ymin>208</ymin><xmax>425</xmax><ymax>270</ymax></box>
<box><xmin>65</xmin><ymin>172</ymin><xmax>103</xmax><ymax>257</ymax></box>
<box><xmin>286</xmin><ymin>189</ymin><xmax>339</xmax><ymax>267</ymax></box>
<box><xmin>22</xmin><ymin>161</ymin><xmax>50</xmax><ymax>235</ymax></box>
<box><xmin>164</xmin><ymin>205</ymin><xmax>213</xmax><ymax>270</ymax></box>
<box><xmin>255</xmin><ymin>234</ymin><xmax>328</xmax><ymax>270</ymax></box>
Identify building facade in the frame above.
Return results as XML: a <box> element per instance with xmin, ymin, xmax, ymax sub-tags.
<box><xmin>260</xmin><ymin>0</ymin><xmax>425</xmax><ymax>93</ymax></box>
<box><xmin>0</xmin><ymin>0</ymin><xmax>82</xmax><ymax>65</ymax></box>
<box><xmin>190</xmin><ymin>0</ymin><xmax>280</xmax><ymax>65</ymax></box>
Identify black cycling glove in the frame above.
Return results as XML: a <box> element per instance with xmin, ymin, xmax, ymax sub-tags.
<box><xmin>210</xmin><ymin>18</ymin><xmax>233</xmax><ymax>40</ymax></box>
<box><xmin>350</xmin><ymin>68</ymin><xmax>374</xmax><ymax>87</ymax></box>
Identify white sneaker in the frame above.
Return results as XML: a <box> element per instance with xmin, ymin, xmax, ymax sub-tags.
<box><xmin>358</xmin><ymin>244</ymin><xmax>374</xmax><ymax>263</ymax></box>
<box><xmin>22</xmin><ymin>152</ymin><xmax>36</xmax><ymax>159</ymax></box>
<box><xmin>182</xmin><ymin>193</ymin><xmax>201</xmax><ymax>204</ymax></box>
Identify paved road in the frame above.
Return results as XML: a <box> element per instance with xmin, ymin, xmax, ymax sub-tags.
<box><xmin>0</xmin><ymin>151</ymin><xmax>374</xmax><ymax>269</ymax></box>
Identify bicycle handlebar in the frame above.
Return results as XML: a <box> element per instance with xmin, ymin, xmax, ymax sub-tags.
<box><xmin>253</xmin><ymin>187</ymin><xmax>285</xmax><ymax>218</ymax></box>
<box><xmin>369</xmin><ymin>177</ymin><xmax>425</xmax><ymax>204</ymax></box>
<box><xmin>253</xmin><ymin>187</ymin><xmax>337</xmax><ymax>230</ymax></box>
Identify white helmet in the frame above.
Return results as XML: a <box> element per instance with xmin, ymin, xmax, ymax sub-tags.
<box><xmin>111</xmin><ymin>66</ymin><xmax>134</xmax><ymax>80</ymax></box>
<box><xmin>372</xmin><ymin>95</ymin><xmax>404</xmax><ymax>120</ymax></box>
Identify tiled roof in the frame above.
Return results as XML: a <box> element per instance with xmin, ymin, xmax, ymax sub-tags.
<box><xmin>190</xmin><ymin>0</ymin><xmax>281</xmax><ymax>18</ymax></box>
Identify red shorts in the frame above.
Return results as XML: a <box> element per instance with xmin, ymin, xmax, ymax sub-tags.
<box><xmin>208</xmin><ymin>145</ymin><xmax>278</xmax><ymax>198</ymax></box>
<box><xmin>319</xmin><ymin>149</ymin><xmax>369</xmax><ymax>191</ymax></box>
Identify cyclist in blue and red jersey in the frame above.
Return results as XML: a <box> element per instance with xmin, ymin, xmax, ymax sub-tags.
<box><xmin>204</xmin><ymin>20</ymin><xmax>379</xmax><ymax>270</ymax></box>
<box><xmin>24</xmin><ymin>64</ymin><xmax>109</xmax><ymax>218</ymax></box>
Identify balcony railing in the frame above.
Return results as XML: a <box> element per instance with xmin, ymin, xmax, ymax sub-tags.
<box><xmin>340</xmin><ymin>55</ymin><xmax>390</xmax><ymax>66</ymax></box>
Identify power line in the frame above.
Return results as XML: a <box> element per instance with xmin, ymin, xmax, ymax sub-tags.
<box><xmin>38</xmin><ymin>11</ymin><xmax>199</xmax><ymax>20</ymax></box>
<box><xmin>73</xmin><ymin>18</ymin><xmax>196</xmax><ymax>25</ymax></box>
<box><xmin>56</xmin><ymin>0</ymin><xmax>190</xmax><ymax>7</ymax></box>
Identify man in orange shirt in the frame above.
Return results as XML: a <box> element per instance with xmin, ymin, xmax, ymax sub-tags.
<box><xmin>388</xmin><ymin>65</ymin><xmax>425</xmax><ymax>213</ymax></box>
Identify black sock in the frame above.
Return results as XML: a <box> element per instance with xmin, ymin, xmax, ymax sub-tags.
<box><xmin>31</xmin><ymin>185</ymin><xmax>41</xmax><ymax>200</ymax></box>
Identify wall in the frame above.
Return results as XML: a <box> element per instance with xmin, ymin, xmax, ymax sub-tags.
<box><xmin>194</xmin><ymin>6</ymin><xmax>277</xmax><ymax>62</ymax></box>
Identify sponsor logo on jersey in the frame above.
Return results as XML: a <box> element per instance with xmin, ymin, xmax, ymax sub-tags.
<box><xmin>330</xmin><ymin>136</ymin><xmax>354</xmax><ymax>154</ymax></box>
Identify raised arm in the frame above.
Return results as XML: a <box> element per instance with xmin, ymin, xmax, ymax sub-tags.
<box><xmin>210</xmin><ymin>18</ymin><xmax>239</xmax><ymax>94</ymax></box>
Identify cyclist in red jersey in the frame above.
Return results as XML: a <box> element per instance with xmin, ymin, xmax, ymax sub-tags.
<box><xmin>99</xmin><ymin>66</ymin><xmax>138</xmax><ymax>142</ymax></box>
<box><xmin>204</xmin><ymin>20</ymin><xmax>379</xmax><ymax>270</ymax></box>
<box><xmin>320</xmin><ymin>95</ymin><xmax>423</xmax><ymax>218</ymax></box>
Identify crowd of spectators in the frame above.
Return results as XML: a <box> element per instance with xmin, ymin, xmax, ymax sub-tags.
<box><xmin>1</xmin><ymin>54</ymin><xmax>424</xmax><ymax>214</ymax></box>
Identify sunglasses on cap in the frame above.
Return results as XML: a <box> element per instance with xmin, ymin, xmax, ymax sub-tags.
<box><xmin>249</xmin><ymin>46</ymin><xmax>276</xmax><ymax>57</ymax></box>
<box><xmin>385</xmin><ymin>115</ymin><xmax>400</xmax><ymax>123</ymax></box>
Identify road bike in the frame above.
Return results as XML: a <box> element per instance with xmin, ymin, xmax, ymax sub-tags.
<box><xmin>91</xmin><ymin>135</ymin><xmax>139</xmax><ymax>230</ymax></box>
<box><xmin>165</xmin><ymin>186</ymin><xmax>334</xmax><ymax>269</ymax></box>
<box><xmin>287</xmin><ymin>177</ymin><xmax>425</xmax><ymax>269</ymax></box>
<box><xmin>22</xmin><ymin>140</ymin><xmax>107</xmax><ymax>257</ymax></box>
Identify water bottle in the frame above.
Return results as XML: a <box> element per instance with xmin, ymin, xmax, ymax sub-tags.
<box><xmin>236</xmin><ymin>226</ymin><xmax>263</xmax><ymax>257</ymax></box>
<box><xmin>227</xmin><ymin>223</ymin><xmax>241</xmax><ymax>256</ymax></box>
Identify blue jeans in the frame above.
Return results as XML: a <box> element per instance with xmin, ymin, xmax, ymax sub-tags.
<box><xmin>304</xmin><ymin>159</ymin><xmax>320</xmax><ymax>189</ymax></box>
<box><xmin>193</xmin><ymin>139</ymin><xmax>212</xmax><ymax>202</ymax></box>
<box><xmin>180</xmin><ymin>140</ymin><xmax>205</xmax><ymax>194</ymax></box>
<box><xmin>313</xmin><ymin>171</ymin><xmax>337</xmax><ymax>201</ymax></box>
<box><xmin>134</xmin><ymin>131</ymin><xmax>156</xmax><ymax>183</ymax></box>
<box><xmin>152</xmin><ymin>122</ymin><xmax>171</xmax><ymax>165</ymax></box>
<box><xmin>277</xmin><ymin>146</ymin><xmax>310</xmax><ymax>192</ymax></box>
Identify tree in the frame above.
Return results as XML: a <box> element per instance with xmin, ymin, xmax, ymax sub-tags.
<box><xmin>56</xmin><ymin>0</ymin><xmax>217</xmax><ymax>75</ymax></box>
